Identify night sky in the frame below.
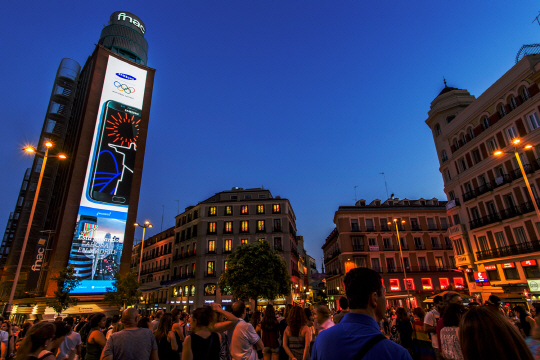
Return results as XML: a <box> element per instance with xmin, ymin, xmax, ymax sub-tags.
<box><xmin>1</xmin><ymin>1</ymin><xmax>539</xmax><ymax>265</ymax></box>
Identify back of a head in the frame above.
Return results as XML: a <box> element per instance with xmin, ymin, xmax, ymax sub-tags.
<box><xmin>156</xmin><ymin>310</ymin><xmax>164</xmax><ymax>319</ymax></box>
<box><xmin>433</xmin><ymin>295</ymin><xmax>443</xmax><ymax>305</ymax></box>
<box><xmin>443</xmin><ymin>292</ymin><xmax>460</xmax><ymax>305</ymax></box>
<box><xmin>413</xmin><ymin>307</ymin><xmax>425</xmax><ymax>320</ymax></box>
<box><xmin>396</xmin><ymin>307</ymin><xmax>408</xmax><ymax>321</ymax></box>
<box><xmin>338</xmin><ymin>296</ymin><xmax>349</xmax><ymax>310</ymax></box>
<box><xmin>90</xmin><ymin>313</ymin><xmax>106</xmax><ymax>328</ymax></box>
<box><xmin>442</xmin><ymin>304</ymin><xmax>464</xmax><ymax>327</ymax></box>
<box><xmin>112</xmin><ymin>314</ymin><xmax>120</xmax><ymax>324</ymax></box>
<box><xmin>344</xmin><ymin>267</ymin><xmax>382</xmax><ymax>309</ymax></box>
<box><xmin>171</xmin><ymin>308</ymin><xmax>181</xmax><ymax>321</ymax></box>
<box><xmin>316</xmin><ymin>305</ymin><xmax>330</xmax><ymax>322</ymax></box>
<box><xmin>262</xmin><ymin>305</ymin><xmax>278</xmax><ymax>328</ymax></box>
<box><xmin>64</xmin><ymin>317</ymin><xmax>75</xmax><ymax>327</ymax></box>
<box><xmin>303</xmin><ymin>308</ymin><xmax>312</xmax><ymax>322</ymax></box>
<box><xmin>232</xmin><ymin>301</ymin><xmax>246</xmax><ymax>318</ymax></box>
<box><xmin>122</xmin><ymin>308</ymin><xmax>139</xmax><ymax>326</ymax></box>
<box><xmin>54</xmin><ymin>321</ymin><xmax>71</xmax><ymax>339</ymax></box>
<box><xmin>155</xmin><ymin>313</ymin><xmax>173</xmax><ymax>341</ymax></box>
<box><xmin>137</xmin><ymin>316</ymin><xmax>150</xmax><ymax>329</ymax></box>
<box><xmin>192</xmin><ymin>306</ymin><xmax>215</xmax><ymax>327</ymax></box>
<box><xmin>287</xmin><ymin>306</ymin><xmax>307</xmax><ymax>337</ymax></box>
<box><xmin>16</xmin><ymin>322</ymin><xmax>56</xmax><ymax>360</ymax></box>
<box><xmin>459</xmin><ymin>306</ymin><xmax>534</xmax><ymax>360</ymax></box>
<box><xmin>283</xmin><ymin>304</ymin><xmax>293</xmax><ymax>320</ymax></box>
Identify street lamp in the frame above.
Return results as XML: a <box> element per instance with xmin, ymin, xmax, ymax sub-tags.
<box><xmin>494</xmin><ymin>138</ymin><xmax>540</xmax><ymax>222</ymax></box>
<box><xmin>135</xmin><ymin>220</ymin><xmax>153</xmax><ymax>282</ymax></box>
<box><xmin>6</xmin><ymin>141</ymin><xmax>67</xmax><ymax>314</ymax></box>
<box><xmin>389</xmin><ymin>218</ymin><xmax>411</xmax><ymax>310</ymax></box>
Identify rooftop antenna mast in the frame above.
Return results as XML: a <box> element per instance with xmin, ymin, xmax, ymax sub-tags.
<box><xmin>354</xmin><ymin>185</ymin><xmax>358</xmax><ymax>203</ymax></box>
<box><xmin>380</xmin><ymin>172</ymin><xmax>389</xmax><ymax>199</ymax></box>
<box><xmin>534</xmin><ymin>12</ymin><xmax>540</xmax><ymax>25</ymax></box>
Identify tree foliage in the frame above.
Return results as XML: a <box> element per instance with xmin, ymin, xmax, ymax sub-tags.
<box><xmin>218</xmin><ymin>240</ymin><xmax>292</xmax><ymax>302</ymax></box>
<box><xmin>104</xmin><ymin>271</ymin><xmax>142</xmax><ymax>310</ymax></box>
<box><xmin>48</xmin><ymin>265</ymin><xmax>81</xmax><ymax>315</ymax></box>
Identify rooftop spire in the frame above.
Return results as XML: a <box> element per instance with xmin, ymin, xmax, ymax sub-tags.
<box><xmin>443</xmin><ymin>77</ymin><xmax>447</xmax><ymax>87</ymax></box>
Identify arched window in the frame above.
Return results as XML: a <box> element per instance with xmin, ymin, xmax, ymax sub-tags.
<box><xmin>482</xmin><ymin>116</ymin><xmax>490</xmax><ymax>130</ymax></box>
<box><xmin>468</xmin><ymin>127</ymin><xmax>475</xmax><ymax>140</ymax></box>
<box><xmin>521</xmin><ymin>86</ymin><xmax>531</xmax><ymax>102</ymax></box>
<box><xmin>441</xmin><ymin>150</ymin><xmax>448</xmax><ymax>162</ymax></box>
<box><xmin>498</xmin><ymin>104</ymin><xmax>507</xmax><ymax>118</ymax></box>
<box><xmin>435</xmin><ymin>123</ymin><xmax>441</xmax><ymax>136</ymax></box>
<box><xmin>453</xmin><ymin>139</ymin><xmax>460</xmax><ymax>150</ymax></box>
<box><xmin>508</xmin><ymin>95</ymin><xmax>518</xmax><ymax>111</ymax></box>
<box><xmin>461</xmin><ymin>133</ymin><xmax>467</xmax><ymax>145</ymax></box>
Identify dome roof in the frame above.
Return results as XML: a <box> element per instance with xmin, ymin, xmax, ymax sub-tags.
<box><xmin>438</xmin><ymin>86</ymin><xmax>460</xmax><ymax>96</ymax></box>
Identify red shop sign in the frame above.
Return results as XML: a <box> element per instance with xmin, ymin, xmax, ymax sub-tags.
<box><xmin>521</xmin><ymin>260</ymin><xmax>538</xmax><ymax>267</ymax></box>
<box><xmin>465</xmin><ymin>269</ymin><xmax>472</xmax><ymax>273</ymax></box>
<box><xmin>474</xmin><ymin>272</ymin><xmax>489</xmax><ymax>283</ymax></box>
<box><xmin>485</xmin><ymin>265</ymin><xmax>497</xmax><ymax>271</ymax></box>
<box><xmin>502</xmin><ymin>263</ymin><xmax>515</xmax><ymax>269</ymax></box>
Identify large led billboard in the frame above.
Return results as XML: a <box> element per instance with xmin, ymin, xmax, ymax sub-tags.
<box><xmin>69</xmin><ymin>56</ymin><xmax>147</xmax><ymax>293</ymax></box>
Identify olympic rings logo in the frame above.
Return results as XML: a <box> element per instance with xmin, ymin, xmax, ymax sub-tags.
<box><xmin>113</xmin><ymin>81</ymin><xmax>135</xmax><ymax>94</ymax></box>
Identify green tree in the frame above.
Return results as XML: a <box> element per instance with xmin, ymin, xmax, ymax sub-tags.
<box><xmin>47</xmin><ymin>265</ymin><xmax>81</xmax><ymax>315</ymax></box>
<box><xmin>218</xmin><ymin>240</ymin><xmax>292</xmax><ymax>306</ymax></box>
<box><xmin>104</xmin><ymin>271</ymin><xmax>142</xmax><ymax>311</ymax></box>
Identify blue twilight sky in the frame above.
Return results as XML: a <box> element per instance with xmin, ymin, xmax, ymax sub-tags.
<box><xmin>1</xmin><ymin>1</ymin><xmax>539</xmax><ymax>265</ymax></box>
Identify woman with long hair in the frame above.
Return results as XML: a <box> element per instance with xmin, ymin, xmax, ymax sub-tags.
<box><xmin>15</xmin><ymin>322</ymin><xmax>56</xmax><ymax>360</ymax></box>
<box><xmin>459</xmin><ymin>306</ymin><xmax>534</xmax><ymax>360</ymax></box>
<box><xmin>439</xmin><ymin>304</ymin><xmax>465</xmax><ymax>360</ymax></box>
<box><xmin>250</xmin><ymin>310</ymin><xmax>262</xmax><ymax>338</ymax></box>
<box><xmin>84</xmin><ymin>313</ymin><xmax>107</xmax><ymax>360</ymax></box>
<box><xmin>182</xmin><ymin>306</ymin><xmax>221</xmax><ymax>360</ymax></box>
<box><xmin>137</xmin><ymin>316</ymin><xmax>151</xmax><ymax>329</ymax></box>
<box><xmin>395</xmin><ymin>307</ymin><xmax>413</xmax><ymax>353</ymax></box>
<box><xmin>261</xmin><ymin>305</ymin><xmax>280</xmax><ymax>360</ymax></box>
<box><xmin>283</xmin><ymin>306</ymin><xmax>311</xmax><ymax>360</ymax></box>
<box><xmin>155</xmin><ymin>313</ymin><xmax>179</xmax><ymax>360</ymax></box>
<box><xmin>514</xmin><ymin>306</ymin><xmax>537</xmax><ymax>338</ymax></box>
<box><xmin>171</xmin><ymin>308</ymin><xmax>185</xmax><ymax>357</ymax></box>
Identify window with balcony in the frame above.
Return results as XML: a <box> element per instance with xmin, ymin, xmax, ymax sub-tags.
<box><xmin>453</xmin><ymin>139</ymin><xmax>460</xmax><ymax>150</ymax></box>
<box><xmin>273</xmin><ymin>219</ymin><xmax>282</xmax><ymax>232</ymax></box>
<box><xmin>224</xmin><ymin>239</ymin><xmax>232</xmax><ymax>252</ymax></box>
<box><xmin>478</xmin><ymin>236</ymin><xmax>489</xmax><ymax>252</ymax></box>
<box><xmin>257</xmin><ymin>220</ymin><xmax>265</xmax><ymax>232</ymax></box>
<box><xmin>208</xmin><ymin>240</ymin><xmax>215</xmax><ymax>253</ymax></box>
<box><xmin>449</xmin><ymin>256</ymin><xmax>456</xmax><ymax>268</ymax></box>
<box><xmin>351</xmin><ymin>219</ymin><xmax>359</xmax><ymax>231</ymax></box>
<box><xmin>241</xmin><ymin>205</ymin><xmax>248</xmax><ymax>214</ymax></box>
<box><xmin>241</xmin><ymin>238</ymin><xmax>248</xmax><ymax>245</ymax></box>
<box><xmin>273</xmin><ymin>204</ymin><xmax>281</xmax><ymax>213</ymax></box>
<box><xmin>482</xmin><ymin>116</ymin><xmax>490</xmax><ymax>130</ymax></box>
<box><xmin>209</xmin><ymin>207</ymin><xmax>216</xmax><ymax>216</ymax></box>
<box><xmin>208</xmin><ymin>222</ymin><xmax>216</xmax><ymax>234</ymax></box>
<box><xmin>383</xmin><ymin>238</ymin><xmax>392</xmax><ymax>250</ymax></box>
<box><xmin>441</xmin><ymin>150</ymin><xmax>448</xmax><ymax>162</ymax></box>
<box><xmin>410</xmin><ymin>218</ymin><xmax>420</xmax><ymax>231</ymax></box>
<box><xmin>458</xmin><ymin>158</ymin><xmax>467</xmax><ymax>172</ymax></box>
<box><xmin>365</xmin><ymin>219</ymin><xmax>375</xmax><ymax>231</ymax></box>
<box><xmin>431</xmin><ymin>237</ymin><xmax>442</xmax><ymax>250</ymax></box>
<box><xmin>487</xmin><ymin>138</ymin><xmax>498</xmax><ymax>153</ymax></box>
<box><xmin>427</xmin><ymin>218</ymin><xmax>437</xmax><ymax>230</ymax></box>
<box><xmin>495</xmin><ymin>232</ymin><xmax>508</xmax><ymax>248</ymax></box>
<box><xmin>506</xmin><ymin>125</ymin><xmax>518</xmax><ymax>142</ymax></box>
<box><xmin>471</xmin><ymin>149</ymin><xmax>482</xmax><ymax>164</ymax></box>
<box><xmin>207</xmin><ymin>261</ymin><xmax>215</xmax><ymax>275</ymax></box>
<box><xmin>503</xmin><ymin>266</ymin><xmax>520</xmax><ymax>280</ymax></box>
<box><xmin>508</xmin><ymin>96</ymin><xmax>518</xmax><ymax>111</ymax></box>
<box><xmin>414</xmin><ymin>237</ymin><xmax>424</xmax><ymax>250</ymax></box>
<box><xmin>257</xmin><ymin>205</ymin><xmax>264</xmax><ymax>214</ymax></box>
<box><xmin>498</xmin><ymin>104</ymin><xmax>507</xmax><ymax>118</ymax></box>
<box><xmin>399</xmin><ymin>238</ymin><xmax>407</xmax><ymax>250</ymax></box>
<box><xmin>513</xmin><ymin>227</ymin><xmax>528</xmax><ymax>245</ymax></box>
<box><xmin>225</xmin><ymin>206</ymin><xmax>233</xmax><ymax>215</ymax></box>
<box><xmin>224</xmin><ymin>221</ymin><xmax>233</xmax><ymax>233</ymax></box>
<box><xmin>369</xmin><ymin>238</ymin><xmax>377</xmax><ymax>246</ymax></box>
<box><xmin>352</xmin><ymin>237</ymin><xmax>364</xmax><ymax>251</ymax></box>
<box><xmin>435</xmin><ymin>257</ymin><xmax>444</xmax><ymax>269</ymax></box>
<box><xmin>241</xmin><ymin>221</ymin><xmax>249</xmax><ymax>232</ymax></box>
<box><xmin>418</xmin><ymin>257</ymin><xmax>428</xmax><ymax>271</ymax></box>
<box><xmin>528</xmin><ymin>112</ymin><xmax>540</xmax><ymax>130</ymax></box>
<box><xmin>274</xmin><ymin>237</ymin><xmax>282</xmax><ymax>250</ymax></box>
<box><xmin>371</xmin><ymin>258</ymin><xmax>381</xmax><ymax>272</ymax></box>
<box><xmin>444</xmin><ymin>169</ymin><xmax>452</xmax><ymax>182</ymax></box>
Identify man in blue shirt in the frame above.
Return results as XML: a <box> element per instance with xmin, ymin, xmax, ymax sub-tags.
<box><xmin>311</xmin><ymin>268</ymin><xmax>412</xmax><ymax>360</ymax></box>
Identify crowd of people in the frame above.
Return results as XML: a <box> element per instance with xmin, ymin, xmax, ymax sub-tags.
<box><xmin>4</xmin><ymin>267</ymin><xmax>540</xmax><ymax>359</ymax></box>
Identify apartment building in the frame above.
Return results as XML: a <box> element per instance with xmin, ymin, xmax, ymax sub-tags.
<box><xmin>131</xmin><ymin>227</ymin><xmax>174</xmax><ymax>312</ymax></box>
<box><xmin>426</xmin><ymin>54</ymin><xmax>540</xmax><ymax>305</ymax></box>
<box><xmin>168</xmin><ymin>188</ymin><xmax>300</xmax><ymax>311</ymax></box>
<box><xmin>323</xmin><ymin>198</ymin><xmax>465</xmax><ymax>309</ymax></box>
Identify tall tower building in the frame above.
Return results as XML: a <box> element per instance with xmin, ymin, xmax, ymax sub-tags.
<box><xmin>2</xmin><ymin>11</ymin><xmax>156</xmax><ymax>319</ymax></box>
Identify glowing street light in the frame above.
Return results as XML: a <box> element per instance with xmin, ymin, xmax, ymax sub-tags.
<box><xmin>493</xmin><ymin>138</ymin><xmax>540</xmax><ymax>222</ymax></box>
<box><xmin>135</xmin><ymin>221</ymin><xmax>153</xmax><ymax>282</ymax></box>
<box><xmin>7</xmin><ymin>141</ymin><xmax>67</xmax><ymax>314</ymax></box>
<box><xmin>389</xmin><ymin>218</ymin><xmax>411</xmax><ymax>310</ymax></box>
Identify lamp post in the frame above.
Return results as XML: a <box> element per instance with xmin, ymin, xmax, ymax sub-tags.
<box><xmin>389</xmin><ymin>218</ymin><xmax>411</xmax><ymax>310</ymax></box>
<box><xmin>135</xmin><ymin>221</ymin><xmax>153</xmax><ymax>282</ymax></box>
<box><xmin>494</xmin><ymin>138</ymin><xmax>540</xmax><ymax>222</ymax></box>
<box><xmin>6</xmin><ymin>142</ymin><xmax>66</xmax><ymax>315</ymax></box>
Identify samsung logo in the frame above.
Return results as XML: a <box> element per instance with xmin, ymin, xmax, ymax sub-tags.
<box><xmin>116</xmin><ymin>73</ymin><xmax>136</xmax><ymax>81</ymax></box>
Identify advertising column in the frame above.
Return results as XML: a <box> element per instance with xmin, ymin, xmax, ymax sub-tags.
<box><xmin>69</xmin><ymin>56</ymin><xmax>148</xmax><ymax>293</ymax></box>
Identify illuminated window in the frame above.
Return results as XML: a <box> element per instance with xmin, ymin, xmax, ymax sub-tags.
<box><xmin>208</xmin><ymin>222</ymin><xmax>216</xmax><ymax>234</ymax></box>
<box><xmin>179</xmin><ymin>267</ymin><xmax>183</xmax><ymax>277</ymax></box>
<box><xmin>184</xmin><ymin>285</ymin><xmax>189</xmax><ymax>295</ymax></box>
<box><xmin>257</xmin><ymin>205</ymin><xmax>264</xmax><ymax>214</ymax></box>
<box><xmin>209</xmin><ymin>206</ymin><xmax>216</xmax><ymax>216</ymax></box>
<box><xmin>439</xmin><ymin>278</ymin><xmax>450</xmax><ymax>289</ymax></box>
<box><xmin>257</xmin><ymin>220</ymin><xmax>265</xmax><ymax>232</ymax></box>
<box><xmin>241</xmin><ymin>239</ymin><xmax>248</xmax><ymax>245</ymax></box>
<box><xmin>421</xmin><ymin>278</ymin><xmax>433</xmax><ymax>290</ymax></box>
<box><xmin>204</xmin><ymin>284</ymin><xmax>216</xmax><ymax>296</ymax></box>
<box><xmin>207</xmin><ymin>261</ymin><xmax>215</xmax><ymax>275</ymax></box>
<box><xmin>241</xmin><ymin>221</ymin><xmax>249</xmax><ymax>232</ymax></box>
<box><xmin>192</xmin><ymin>263</ymin><xmax>195</xmax><ymax>276</ymax></box>
<box><xmin>404</xmin><ymin>279</ymin><xmax>415</xmax><ymax>290</ymax></box>
<box><xmin>224</xmin><ymin>261</ymin><xmax>228</xmax><ymax>271</ymax></box>
<box><xmin>454</xmin><ymin>277</ymin><xmax>465</xmax><ymax>289</ymax></box>
<box><xmin>344</xmin><ymin>260</ymin><xmax>356</xmax><ymax>274</ymax></box>
<box><xmin>190</xmin><ymin>285</ymin><xmax>195</xmax><ymax>296</ymax></box>
<box><xmin>208</xmin><ymin>240</ymin><xmax>215</xmax><ymax>252</ymax></box>
<box><xmin>389</xmin><ymin>279</ymin><xmax>401</xmax><ymax>291</ymax></box>
<box><xmin>225</xmin><ymin>239</ymin><xmax>232</xmax><ymax>252</ymax></box>
<box><xmin>185</xmin><ymin>265</ymin><xmax>188</xmax><ymax>276</ymax></box>
<box><xmin>178</xmin><ymin>286</ymin><xmax>183</xmax><ymax>296</ymax></box>
<box><xmin>241</xmin><ymin>206</ymin><xmax>248</xmax><ymax>214</ymax></box>
<box><xmin>273</xmin><ymin>204</ymin><xmax>281</xmax><ymax>213</ymax></box>
<box><xmin>225</xmin><ymin>206</ymin><xmax>233</xmax><ymax>215</ymax></box>
<box><xmin>224</xmin><ymin>221</ymin><xmax>233</xmax><ymax>233</ymax></box>
<box><xmin>193</xmin><ymin>242</ymin><xmax>196</xmax><ymax>254</ymax></box>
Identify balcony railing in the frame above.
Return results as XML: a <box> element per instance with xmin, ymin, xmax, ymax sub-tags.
<box><xmin>427</xmin><ymin>226</ymin><xmax>439</xmax><ymax>231</ymax></box>
<box><xmin>411</xmin><ymin>225</ymin><xmax>422</xmax><ymax>231</ymax></box>
<box><xmin>352</xmin><ymin>244</ymin><xmax>364</xmax><ymax>251</ymax></box>
<box><xmin>223</xmin><ymin>248</ymin><xmax>232</xmax><ymax>254</ymax></box>
<box><xmin>476</xmin><ymin>240</ymin><xmax>540</xmax><ymax>261</ymax></box>
<box><xmin>380</xmin><ymin>225</ymin><xmax>390</xmax><ymax>231</ymax></box>
<box><xmin>140</xmin><ymin>264</ymin><xmax>171</xmax><ymax>275</ymax></box>
<box><xmin>274</xmin><ymin>245</ymin><xmax>283</xmax><ymax>251</ymax></box>
<box><xmin>386</xmin><ymin>266</ymin><xmax>454</xmax><ymax>273</ymax></box>
<box><xmin>415</xmin><ymin>244</ymin><xmax>425</xmax><ymax>250</ymax></box>
<box><xmin>204</xmin><ymin>271</ymin><xmax>217</xmax><ymax>278</ymax></box>
<box><xmin>365</xmin><ymin>226</ymin><xmax>376</xmax><ymax>232</ymax></box>
<box><xmin>351</xmin><ymin>227</ymin><xmax>361</xmax><ymax>232</ymax></box>
<box><xmin>273</xmin><ymin>226</ymin><xmax>282</xmax><ymax>232</ymax></box>
<box><xmin>384</xmin><ymin>245</ymin><xmax>394</xmax><ymax>251</ymax></box>
<box><xmin>469</xmin><ymin>199</ymin><xmax>540</xmax><ymax>230</ymax></box>
<box><xmin>206</xmin><ymin>249</ymin><xmax>217</xmax><ymax>255</ymax></box>
<box><xmin>432</xmin><ymin>244</ymin><xmax>443</xmax><ymax>250</ymax></box>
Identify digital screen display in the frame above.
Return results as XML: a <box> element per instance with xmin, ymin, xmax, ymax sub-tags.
<box><xmin>68</xmin><ymin>56</ymin><xmax>147</xmax><ymax>293</ymax></box>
